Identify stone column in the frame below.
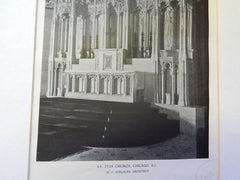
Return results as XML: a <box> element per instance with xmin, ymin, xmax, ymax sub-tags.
<box><xmin>67</xmin><ymin>0</ymin><xmax>75</xmax><ymax>69</ymax></box>
<box><xmin>72</xmin><ymin>74</ymin><xmax>75</xmax><ymax>92</ymax></box>
<box><xmin>95</xmin><ymin>17</ymin><xmax>97</xmax><ymax>48</ymax></box>
<box><xmin>171</xmin><ymin>64</ymin><xmax>176</xmax><ymax>104</ymax></box>
<box><xmin>49</xmin><ymin>5</ymin><xmax>57</xmax><ymax>60</ymax></box>
<box><xmin>78</xmin><ymin>76</ymin><xmax>81</xmax><ymax>92</ymax></box>
<box><xmin>131</xmin><ymin>75</ymin><xmax>134</xmax><ymax>98</ymax></box>
<box><xmin>59</xmin><ymin>66</ymin><xmax>64</xmax><ymax>96</ymax></box>
<box><xmin>110</xmin><ymin>74</ymin><xmax>113</xmax><ymax>95</ymax></box>
<box><xmin>116</xmin><ymin>11</ymin><xmax>121</xmax><ymax>48</ymax></box>
<box><xmin>47</xmin><ymin>3</ymin><xmax>58</xmax><ymax>97</ymax></box>
<box><xmin>187</xmin><ymin>3</ymin><xmax>193</xmax><ymax>59</ymax></box>
<box><xmin>185</xmin><ymin>61</ymin><xmax>189</xmax><ymax>105</ymax></box>
<box><xmin>53</xmin><ymin>68</ymin><xmax>58</xmax><ymax>96</ymax></box>
<box><xmin>164</xmin><ymin>6</ymin><xmax>174</xmax><ymax>51</ymax></box>
<box><xmin>120</xmin><ymin>14</ymin><xmax>123</xmax><ymax>48</ymax></box>
<box><xmin>154</xmin><ymin>60</ymin><xmax>160</xmax><ymax>103</ymax></box>
<box><xmin>58</xmin><ymin>17</ymin><xmax>64</xmax><ymax>57</ymax></box>
<box><xmin>96</xmin><ymin>75</ymin><xmax>100</xmax><ymax>94</ymax></box>
<box><xmin>117</xmin><ymin>78</ymin><xmax>121</xmax><ymax>95</ymax></box>
<box><xmin>178</xmin><ymin>0</ymin><xmax>187</xmax><ymax>106</ymax></box>
<box><xmin>124</xmin><ymin>9</ymin><xmax>129</xmax><ymax>49</ymax></box>
<box><xmin>66</xmin><ymin>74</ymin><xmax>69</xmax><ymax>93</ymax></box>
<box><xmin>104</xmin><ymin>78</ymin><xmax>108</xmax><ymax>94</ymax></box>
<box><xmin>121</xmin><ymin>79</ymin><xmax>124</xmax><ymax>95</ymax></box>
<box><xmin>139</xmin><ymin>15</ymin><xmax>143</xmax><ymax>55</ymax></box>
<box><xmin>83</xmin><ymin>19</ymin><xmax>86</xmax><ymax>51</ymax></box>
<box><xmin>63</xmin><ymin>17</ymin><xmax>69</xmax><ymax>54</ymax></box>
<box><xmin>91</xmin><ymin>1</ymin><xmax>96</xmax><ymax>50</ymax></box>
<box><xmin>144</xmin><ymin>11</ymin><xmax>147</xmax><ymax>52</ymax></box>
<box><xmin>91</xmin><ymin>78</ymin><xmax>94</xmax><ymax>93</ymax></box>
<box><xmin>91</xmin><ymin>15</ymin><xmax>96</xmax><ymax>50</ymax></box>
<box><xmin>76</xmin><ymin>16</ymin><xmax>83</xmax><ymax>57</ymax></box>
<box><xmin>121</xmin><ymin>13</ymin><xmax>125</xmax><ymax>49</ymax></box>
<box><xmin>161</xmin><ymin>63</ymin><xmax>165</xmax><ymax>104</ymax></box>
<box><xmin>47</xmin><ymin>62</ymin><xmax>54</xmax><ymax>97</ymax></box>
<box><xmin>151</xmin><ymin>8</ymin><xmax>158</xmax><ymax>58</ymax></box>
<box><xmin>107</xmin><ymin>78</ymin><xmax>111</xmax><ymax>94</ymax></box>
<box><xmin>84</xmin><ymin>74</ymin><xmax>88</xmax><ymax>93</ymax></box>
<box><xmin>103</xmin><ymin>0</ymin><xmax>107</xmax><ymax>48</ymax></box>
<box><xmin>153</xmin><ymin>2</ymin><xmax>160</xmax><ymax>102</ymax></box>
<box><xmin>124</xmin><ymin>75</ymin><xmax>127</xmax><ymax>96</ymax></box>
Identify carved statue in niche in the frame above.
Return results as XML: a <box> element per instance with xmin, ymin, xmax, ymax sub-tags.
<box><xmin>164</xmin><ymin>6</ymin><xmax>174</xmax><ymax>50</ymax></box>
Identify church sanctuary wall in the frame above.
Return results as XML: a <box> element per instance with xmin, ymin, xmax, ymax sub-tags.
<box><xmin>123</xmin><ymin>58</ymin><xmax>155</xmax><ymax>103</ymax></box>
<box><xmin>40</xmin><ymin>8</ymin><xmax>53</xmax><ymax>97</ymax></box>
<box><xmin>124</xmin><ymin>58</ymin><xmax>155</xmax><ymax>102</ymax></box>
<box><xmin>72</xmin><ymin>59</ymin><xmax>95</xmax><ymax>71</ymax></box>
<box><xmin>123</xmin><ymin>58</ymin><xmax>155</xmax><ymax>73</ymax></box>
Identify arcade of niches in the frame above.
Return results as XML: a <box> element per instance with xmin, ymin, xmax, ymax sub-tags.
<box><xmin>46</xmin><ymin>0</ymin><xmax>208</xmax><ymax>107</ymax></box>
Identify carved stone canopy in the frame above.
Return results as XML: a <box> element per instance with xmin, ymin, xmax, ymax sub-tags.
<box><xmin>160</xmin><ymin>61</ymin><xmax>178</xmax><ymax>73</ymax></box>
<box><xmin>136</xmin><ymin>0</ymin><xmax>155</xmax><ymax>13</ymax></box>
<box><xmin>100</xmin><ymin>74</ymin><xmax>111</xmax><ymax>79</ymax></box>
<box><xmin>76</xmin><ymin>74</ymin><xmax>85</xmax><ymax>78</ymax></box>
<box><xmin>88</xmin><ymin>74</ymin><xmax>98</xmax><ymax>79</ymax></box>
<box><xmin>113</xmin><ymin>74</ymin><xmax>125</xmax><ymax>80</ymax></box>
<box><xmin>109</xmin><ymin>0</ymin><xmax>127</xmax><ymax>13</ymax></box>
<box><xmin>56</xmin><ymin>3</ymin><xmax>71</xmax><ymax>15</ymax></box>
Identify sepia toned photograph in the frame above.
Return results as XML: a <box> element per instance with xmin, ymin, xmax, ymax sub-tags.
<box><xmin>36</xmin><ymin>0</ymin><xmax>209</xmax><ymax>161</ymax></box>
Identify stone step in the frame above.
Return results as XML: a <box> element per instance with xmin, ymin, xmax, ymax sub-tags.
<box><xmin>41</xmin><ymin>98</ymin><xmax>150</xmax><ymax>111</ymax></box>
<box><xmin>40</xmin><ymin>107</ymin><xmax>159</xmax><ymax>120</ymax></box>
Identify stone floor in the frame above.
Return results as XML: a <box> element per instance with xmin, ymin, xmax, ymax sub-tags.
<box><xmin>37</xmin><ymin>98</ymin><xmax>181</xmax><ymax>161</ymax></box>
<box><xmin>60</xmin><ymin>134</ymin><xmax>197</xmax><ymax>161</ymax></box>
<box><xmin>36</xmin><ymin>98</ymin><xmax>208</xmax><ymax>161</ymax></box>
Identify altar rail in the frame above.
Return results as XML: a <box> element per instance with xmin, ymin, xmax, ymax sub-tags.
<box><xmin>64</xmin><ymin>71</ymin><xmax>144</xmax><ymax>103</ymax></box>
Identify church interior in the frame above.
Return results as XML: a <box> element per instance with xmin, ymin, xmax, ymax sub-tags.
<box><xmin>37</xmin><ymin>0</ymin><xmax>209</xmax><ymax>161</ymax></box>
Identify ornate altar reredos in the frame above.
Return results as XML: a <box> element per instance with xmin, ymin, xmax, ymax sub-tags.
<box><xmin>46</xmin><ymin>0</ymin><xmax>199</xmax><ymax>106</ymax></box>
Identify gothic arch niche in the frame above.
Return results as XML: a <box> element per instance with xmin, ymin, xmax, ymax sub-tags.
<box><xmin>106</xmin><ymin>4</ymin><xmax>117</xmax><ymax>48</ymax></box>
<box><xmin>164</xmin><ymin>6</ymin><xmax>174</xmax><ymax>50</ymax></box>
<box><xmin>74</xmin><ymin>2</ymin><xmax>94</xmax><ymax>59</ymax></box>
<box><xmin>55</xmin><ymin>13</ymin><xmax>70</xmax><ymax>58</ymax></box>
<box><xmin>131</xmin><ymin>10</ymin><xmax>140</xmax><ymax>57</ymax></box>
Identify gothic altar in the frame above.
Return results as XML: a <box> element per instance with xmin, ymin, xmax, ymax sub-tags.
<box><xmin>46</xmin><ymin>0</ymin><xmax>197</xmax><ymax>106</ymax></box>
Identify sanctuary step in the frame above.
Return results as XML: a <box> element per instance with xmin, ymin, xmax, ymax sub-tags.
<box><xmin>37</xmin><ymin>98</ymin><xmax>179</xmax><ymax>161</ymax></box>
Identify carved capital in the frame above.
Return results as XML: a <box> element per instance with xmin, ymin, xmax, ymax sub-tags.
<box><xmin>178</xmin><ymin>0</ymin><xmax>186</xmax><ymax>8</ymax></box>
<box><xmin>170</xmin><ymin>63</ymin><xmax>178</xmax><ymax>75</ymax></box>
<box><xmin>88</xmin><ymin>74</ymin><xmax>97</xmax><ymax>79</ymax></box>
<box><xmin>100</xmin><ymin>74</ymin><xmax>111</xmax><ymax>79</ymax></box>
<box><xmin>186</xmin><ymin>3</ymin><xmax>192</xmax><ymax>11</ymax></box>
<box><xmin>113</xmin><ymin>74</ymin><xmax>124</xmax><ymax>80</ymax></box>
<box><xmin>76</xmin><ymin>74</ymin><xmax>85</xmax><ymax>79</ymax></box>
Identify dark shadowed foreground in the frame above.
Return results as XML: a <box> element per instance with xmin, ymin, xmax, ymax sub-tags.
<box><xmin>37</xmin><ymin>98</ymin><xmax>184</xmax><ymax>161</ymax></box>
